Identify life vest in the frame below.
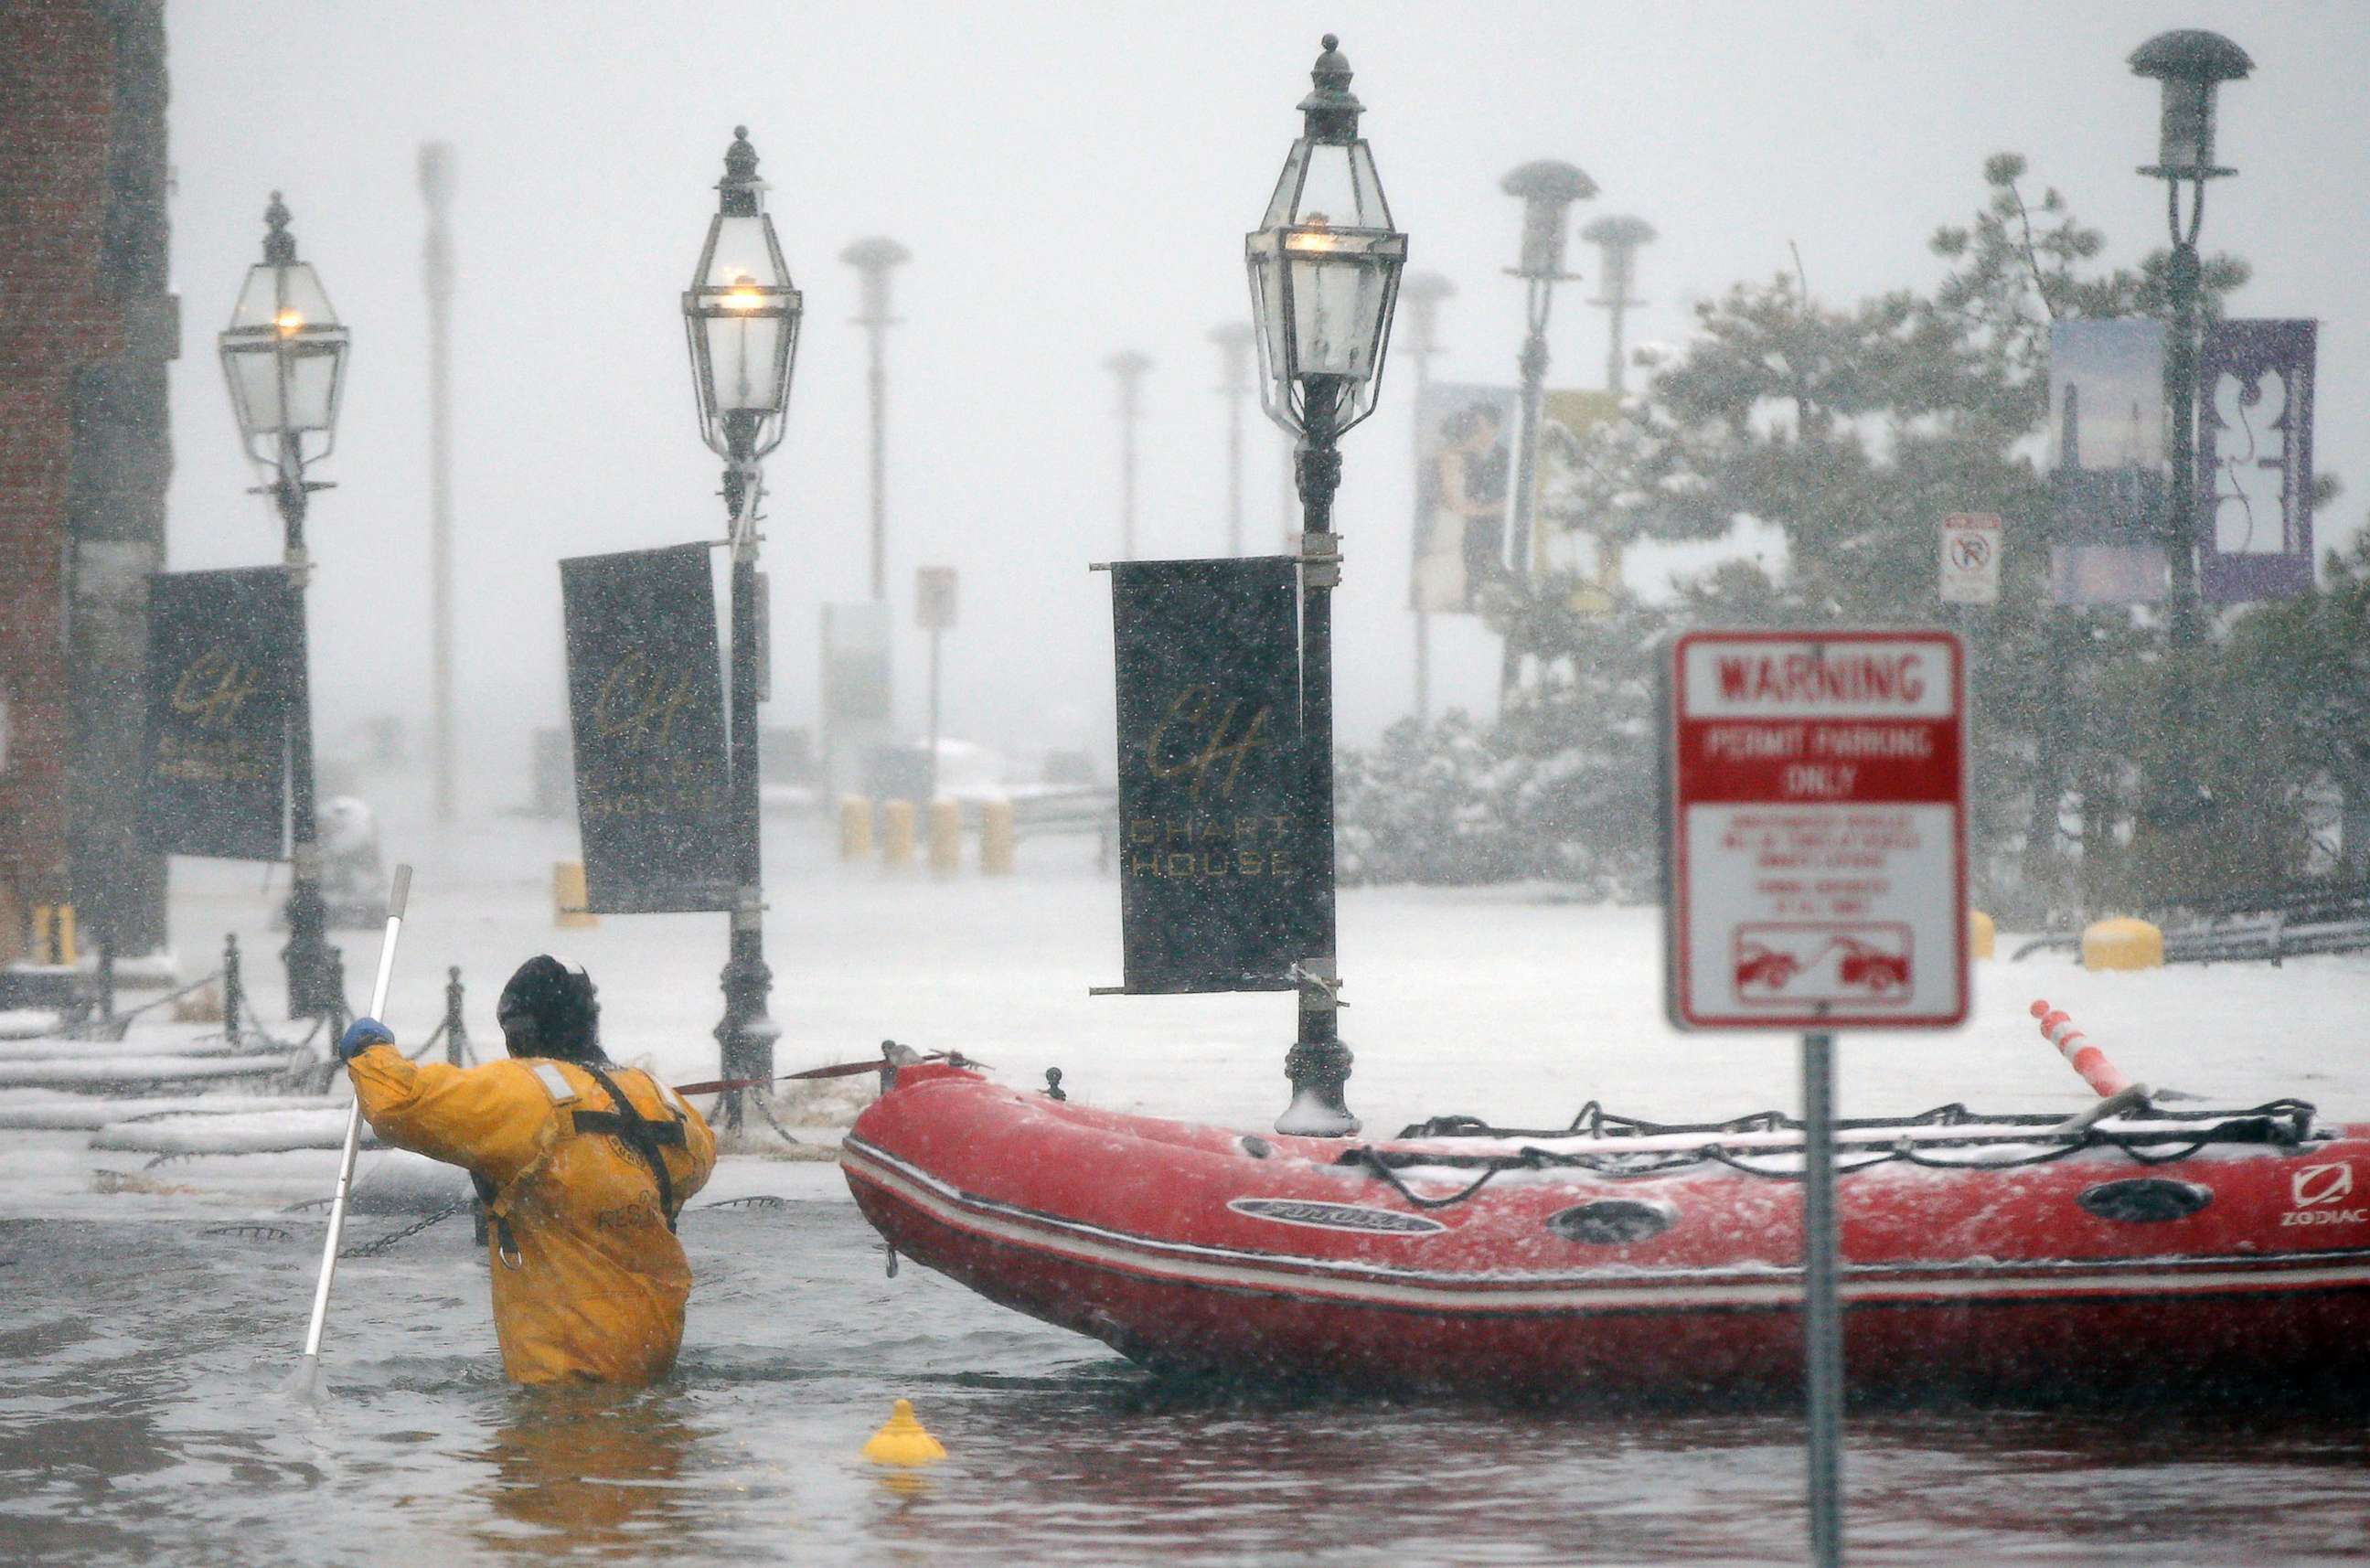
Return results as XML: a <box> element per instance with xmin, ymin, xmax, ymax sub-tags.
<box><xmin>475</xmin><ymin>1057</ymin><xmax>692</xmax><ymax>1264</ymax></box>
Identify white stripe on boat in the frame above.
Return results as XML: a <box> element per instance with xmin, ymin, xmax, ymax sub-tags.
<box><xmin>842</xmin><ymin>1137</ymin><xmax>2370</xmax><ymax>1315</ymax></box>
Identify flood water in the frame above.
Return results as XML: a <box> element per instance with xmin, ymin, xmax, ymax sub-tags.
<box><xmin>4</xmin><ymin>1194</ymin><xmax>2367</xmax><ymax>1567</ymax></box>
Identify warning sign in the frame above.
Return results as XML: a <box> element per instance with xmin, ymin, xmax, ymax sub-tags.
<box><xmin>1665</xmin><ymin>631</ymin><xmax>1969</xmax><ymax>1029</ymax></box>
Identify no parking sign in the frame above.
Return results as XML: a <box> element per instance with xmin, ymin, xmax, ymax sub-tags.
<box><xmin>1665</xmin><ymin>630</ymin><xmax>1969</xmax><ymax>1030</ymax></box>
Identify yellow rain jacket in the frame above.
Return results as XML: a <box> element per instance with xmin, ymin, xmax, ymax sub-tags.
<box><xmin>347</xmin><ymin>1046</ymin><xmax>717</xmax><ymax>1386</ymax></box>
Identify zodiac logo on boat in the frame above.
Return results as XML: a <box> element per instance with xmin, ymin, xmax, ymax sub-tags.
<box><xmin>2292</xmin><ymin>1163</ymin><xmax>2354</xmax><ymax>1209</ymax></box>
<box><xmin>1228</xmin><ymin>1199</ymin><xmax>1446</xmax><ymax>1235</ymax></box>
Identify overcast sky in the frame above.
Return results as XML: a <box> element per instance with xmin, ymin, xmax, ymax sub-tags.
<box><xmin>162</xmin><ymin>0</ymin><xmax>2368</xmax><ymax>798</ymax></box>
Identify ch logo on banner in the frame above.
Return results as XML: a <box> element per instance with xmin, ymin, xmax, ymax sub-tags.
<box><xmin>170</xmin><ymin>648</ymin><xmax>262</xmax><ymax>731</ymax></box>
<box><xmin>593</xmin><ymin>651</ymin><xmax>696</xmax><ymax>750</ymax></box>
<box><xmin>1147</xmin><ymin>685</ymin><xmax>1273</xmax><ymax>802</ymax></box>
<box><xmin>2293</xmin><ymin>1163</ymin><xmax>2354</xmax><ymax>1208</ymax></box>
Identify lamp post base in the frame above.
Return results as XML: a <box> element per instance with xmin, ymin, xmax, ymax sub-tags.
<box><xmin>1276</xmin><ymin>1038</ymin><xmax>1358</xmax><ymax>1137</ymax></box>
<box><xmin>713</xmin><ymin>935</ymin><xmax>778</xmax><ymax>1134</ymax></box>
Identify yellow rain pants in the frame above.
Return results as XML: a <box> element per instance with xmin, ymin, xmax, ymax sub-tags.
<box><xmin>347</xmin><ymin>1046</ymin><xmax>717</xmax><ymax>1385</ymax></box>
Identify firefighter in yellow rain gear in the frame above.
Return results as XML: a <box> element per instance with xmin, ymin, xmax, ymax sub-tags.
<box><xmin>337</xmin><ymin>955</ymin><xmax>716</xmax><ymax>1385</ymax></box>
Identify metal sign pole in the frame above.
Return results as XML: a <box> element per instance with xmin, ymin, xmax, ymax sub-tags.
<box><xmin>1801</xmin><ymin>1028</ymin><xmax>1842</xmax><ymax>1568</ymax></box>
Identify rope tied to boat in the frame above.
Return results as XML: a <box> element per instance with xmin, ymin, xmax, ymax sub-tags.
<box><xmin>1342</xmin><ymin>1099</ymin><xmax>2322</xmax><ymax>1210</ymax></box>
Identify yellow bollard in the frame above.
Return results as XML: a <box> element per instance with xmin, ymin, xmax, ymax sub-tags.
<box><xmin>33</xmin><ymin>904</ymin><xmax>76</xmax><ymax>965</ymax></box>
<box><xmin>880</xmin><ymin>800</ymin><xmax>917</xmax><ymax>869</ymax></box>
<box><xmin>553</xmin><ymin>861</ymin><xmax>598</xmax><ymax>929</ymax></box>
<box><xmin>1969</xmin><ymin>910</ymin><xmax>1996</xmax><ymax>961</ymax></box>
<box><xmin>861</xmin><ymin>1398</ymin><xmax>946</xmax><ymax>1467</ymax></box>
<box><xmin>927</xmin><ymin>800</ymin><xmax>962</xmax><ymax>875</ymax></box>
<box><xmin>2082</xmin><ymin>916</ymin><xmax>2163</xmax><ymax>972</ymax></box>
<box><xmin>980</xmin><ymin>799</ymin><xmax>1016</xmax><ymax>876</ymax></box>
<box><xmin>838</xmin><ymin>795</ymin><xmax>874</xmax><ymax>861</ymax></box>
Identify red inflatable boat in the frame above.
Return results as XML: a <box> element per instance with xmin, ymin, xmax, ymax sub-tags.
<box><xmin>844</xmin><ymin>1063</ymin><xmax>2370</xmax><ymax>1400</ymax></box>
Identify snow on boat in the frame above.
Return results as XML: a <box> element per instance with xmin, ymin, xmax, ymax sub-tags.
<box><xmin>0</xmin><ymin>1054</ymin><xmax>290</xmax><ymax>1091</ymax></box>
<box><xmin>844</xmin><ymin>1064</ymin><xmax>2370</xmax><ymax>1401</ymax></box>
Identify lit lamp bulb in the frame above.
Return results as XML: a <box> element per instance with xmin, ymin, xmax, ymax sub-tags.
<box><xmin>274</xmin><ymin>308</ymin><xmax>304</xmax><ymax>335</ymax></box>
<box><xmin>722</xmin><ymin>277</ymin><xmax>763</xmax><ymax>311</ymax></box>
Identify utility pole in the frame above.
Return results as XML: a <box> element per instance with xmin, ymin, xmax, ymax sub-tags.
<box><xmin>1399</xmin><ymin>272</ymin><xmax>1454</xmax><ymax>722</ymax></box>
<box><xmin>841</xmin><ymin>237</ymin><xmax>910</xmax><ymax>603</ymax></box>
<box><xmin>1209</xmin><ymin>323</ymin><xmax>1254</xmax><ymax>556</ymax></box>
<box><xmin>1105</xmin><ymin>350</ymin><xmax>1150</xmax><ymax>560</ymax></box>
<box><xmin>419</xmin><ymin>143</ymin><xmax>458</xmax><ymax>824</ymax></box>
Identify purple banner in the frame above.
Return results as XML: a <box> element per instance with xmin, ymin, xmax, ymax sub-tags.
<box><xmin>2198</xmin><ymin>319</ymin><xmax>2316</xmax><ymax>603</ymax></box>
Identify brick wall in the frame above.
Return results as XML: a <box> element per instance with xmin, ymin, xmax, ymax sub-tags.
<box><xmin>0</xmin><ymin>0</ymin><xmax>171</xmax><ymax>961</ymax></box>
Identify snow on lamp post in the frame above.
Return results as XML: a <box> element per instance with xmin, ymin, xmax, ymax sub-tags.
<box><xmin>2130</xmin><ymin>29</ymin><xmax>2251</xmax><ymax>656</ymax></box>
<box><xmin>1498</xmin><ymin>158</ymin><xmax>1596</xmax><ymax>695</ymax></box>
<box><xmin>219</xmin><ymin>192</ymin><xmax>350</xmax><ymax>1029</ymax></box>
<box><xmin>1246</xmin><ymin>33</ymin><xmax>1406</xmax><ymax>1137</ymax></box>
<box><xmin>682</xmin><ymin>125</ymin><xmax>801</xmax><ymax>1132</ymax></box>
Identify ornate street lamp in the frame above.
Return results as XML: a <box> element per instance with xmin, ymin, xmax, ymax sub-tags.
<box><xmin>682</xmin><ymin>126</ymin><xmax>801</xmax><ymax>1131</ymax></box>
<box><xmin>219</xmin><ymin>192</ymin><xmax>350</xmax><ymax>1029</ymax></box>
<box><xmin>841</xmin><ymin>235</ymin><xmax>910</xmax><ymax>603</ymax></box>
<box><xmin>1582</xmin><ymin>215</ymin><xmax>1655</xmax><ymax>395</ymax></box>
<box><xmin>1245</xmin><ymin>34</ymin><xmax>1406</xmax><ymax>1137</ymax></box>
<box><xmin>2130</xmin><ymin>29</ymin><xmax>2251</xmax><ymax>653</ymax></box>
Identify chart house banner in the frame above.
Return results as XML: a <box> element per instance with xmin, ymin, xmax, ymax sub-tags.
<box><xmin>1110</xmin><ymin>558</ymin><xmax>1322</xmax><ymax>994</ymax></box>
<box><xmin>1664</xmin><ymin>631</ymin><xmax>1969</xmax><ymax>1030</ymax></box>
<box><xmin>143</xmin><ymin>566</ymin><xmax>298</xmax><ymax>860</ymax></box>
<box><xmin>1410</xmin><ymin>382</ymin><xmax>1517</xmax><ymax>613</ymax></box>
<box><xmin>2046</xmin><ymin>319</ymin><xmax>2169</xmax><ymax>605</ymax></box>
<box><xmin>560</xmin><ymin>544</ymin><xmax>735</xmax><ymax>913</ymax></box>
<box><xmin>2200</xmin><ymin>319</ymin><xmax>2317</xmax><ymax>604</ymax></box>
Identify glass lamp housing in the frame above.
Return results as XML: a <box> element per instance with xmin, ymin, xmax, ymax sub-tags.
<box><xmin>219</xmin><ymin>255</ymin><xmax>347</xmax><ymax>469</ymax></box>
<box><xmin>1245</xmin><ymin>82</ymin><xmax>1405</xmax><ymax>439</ymax></box>
<box><xmin>683</xmin><ymin>131</ymin><xmax>802</xmax><ymax>459</ymax></box>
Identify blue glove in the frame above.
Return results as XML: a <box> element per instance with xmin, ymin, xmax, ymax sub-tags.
<box><xmin>338</xmin><ymin>1017</ymin><xmax>395</xmax><ymax>1061</ymax></box>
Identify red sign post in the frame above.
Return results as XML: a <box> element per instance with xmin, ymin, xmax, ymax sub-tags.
<box><xmin>1664</xmin><ymin>628</ymin><xmax>1970</xmax><ymax>1568</ymax></box>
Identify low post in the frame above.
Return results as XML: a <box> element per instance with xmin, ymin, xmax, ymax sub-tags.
<box><xmin>443</xmin><ymin>965</ymin><xmax>470</xmax><ymax>1066</ymax></box>
<box><xmin>980</xmin><ymin>800</ymin><xmax>1016</xmax><ymax>875</ymax></box>
<box><xmin>222</xmin><ymin>932</ymin><xmax>244</xmax><ymax>1047</ymax></box>
<box><xmin>928</xmin><ymin>799</ymin><xmax>962</xmax><ymax>876</ymax></box>
<box><xmin>839</xmin><ymin>795</ymin><xmax>873</xmax><ymax>859</ymax></box>
<box><xmin>880</xmin><ymin>800</ymin><xmax>917</xmax><ymax>869</ymax></box>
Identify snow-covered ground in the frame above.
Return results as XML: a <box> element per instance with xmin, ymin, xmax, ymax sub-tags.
<box><xmin>10</xmin><ymin>780</ymin><xmax>2365</xmax><ymax>1223</ymax></box>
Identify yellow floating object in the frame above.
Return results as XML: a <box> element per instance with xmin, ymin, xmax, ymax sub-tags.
<box><xmin>927</xmin><ymin>799</ymin><xmax>963</xmax><ymax>876</ymax></box>
<box><xmin>838</xmin><ymin>795</ymin><xmax>873</xmax><ymax>861</ymax></box>
<box><xmin>880</xmin><ymin>800</ymin><xmax>917</xmax><ymax>869</ymax></box>
<box><xmin>2082</xmin><ymin>916</ymin><xmax>2163</xmax><ymax>972</ymax></box>
<box><xmin>861</xmin><ymin>1398</ymin><xmax>946</xmax><ymax>1467</ymax></box>
<box><xmin>552</xmin><ymin>861</ymin><xmax>597</xmax><ymax>929</ymax></box>
<box><xmin>1969</xmin><ymin>909</ymin><xmax>1996</xmax><ymax>961</ymax></box>
<box><xmin>980</xmin><ymin>800</ymin><xmax>1016</xmax><ymax>877</ymax></box>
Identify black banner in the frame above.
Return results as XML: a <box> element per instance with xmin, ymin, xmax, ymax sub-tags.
<box><xmin>1111</xmin><ymin>557</ymin><xmax>1322</xmax><ymax>994</ymax></box>
<box><xmin>144</xmin><ymin>567</ymin><xmax>296</xmax><ymax>860</ymax></box>
<box><xmin>560</xmin><ymin>545</ymin><xmax>735</xmax><ymax>913</ymax></box>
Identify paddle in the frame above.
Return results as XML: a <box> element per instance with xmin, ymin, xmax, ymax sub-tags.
<box><xmin>674</xmin><ymin>1049</ymin><xmax>981</xmax><ymax>1099</ymax></box>
<box><xmin>291</xmin><ymin>864</ymin><xmax>411</xmax><ymax>1398</ymax></box>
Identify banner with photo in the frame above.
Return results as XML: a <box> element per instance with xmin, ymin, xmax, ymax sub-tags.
<box><xmin>2046</xmin><ymin>319</ymin><xmax>2168</xmax><ymax>603</ymax></box>
<box><xmin>1410</xmin><ymin>382</ymin><xmax>1516</xmax><ymax>613</ymax></box>
<box><xmin>560</xmin><ymin>544</ymin><xmax>736</xmax><ymax>913</ymax></box>
<box><xmin>1533</xmin><ymin>388</ymin><xmax>1628</xmax><ymax>613</ymax></box>
<box><xmin>2200</xmin><ymin>319</ymin><xmax>2316</xmax><ymax>603</ymax></box>
<box><xmin>143</xmin><ymin>566</ymin><xmax>298</xmax><ymax>861</ymax></box>
<box><xmin>1109</xmin><ymin>558</ymin><xmax>1322</xmax><ymax>995</ymax></box>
